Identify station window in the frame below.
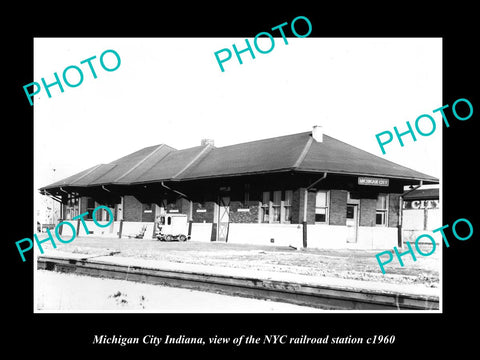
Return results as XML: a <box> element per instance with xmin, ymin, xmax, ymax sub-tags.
<box><xmin>376</xmin><ymin>194</ymin><xmax>388</xmax><ymax>226</ymax></box>
<box><xmin>102</xmin><ymin>208</ymin><xmax>111</xmax><ymax>222</ymax></box>
<box><xmin>283</xmin><ymin>190</ymin><xmax>293</xmax><ymax>223</ymax></box>
<box><xmin>272</xmin><ymin>191</ymin><xmax>282</xmax><ymax>223</ymax></box>
<box><xmin>346</xmin><ymin>205</ymin><xmax>355</xmax><ymax>219</ymax></box>
<box><xmin>66</xmin><ymin>194</ymin><xmax>79</xmax><ymax>220</ymax></box>
<box><xmin>260</xmin><ymin>190</ymin><xmax>293</xmax><ymax>224</ymax></box>
<box><xmin>261</xmin><ymin>191</ymin><xmax>270</xmax><ymax>223</ymax></box>
<box><xmin>315</xmin><ymin>191</ymin><xmax>329</xmax><ymax>223</ymax></box>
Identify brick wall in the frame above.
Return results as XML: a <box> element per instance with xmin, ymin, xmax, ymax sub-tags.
<box><xmin>290</xmin><ymin>188</ymin><xmax>317</xmax><ymax>224</ymax></box>
<box><xmin>360</xmin><ymin>198</ymin><xmax>376</xmax><ymax>227</ymax></box>
<box><xmin>388</xmin><ymin>194</ymin><xmax>400</xmax><ymax>227</ymax></box>
<box><xmin>192</xmin><ymin>199</ymin><xmax>260</xmax><ymax>224</ymax></box>
<box><xmin>162</xmin><ymin>197</ymin><xmax>190</xmax><ymax>216</ymax></box>
<box><xmin>123</xmin><ymin>195</ymin><xmax>142</xmax><ymax>222</ymax></box>
<box><xmin>121</xmin><ymin>189</ymin><xmax>402</xmax><ymax>228</ymax></box>
<box><xmin>141</xmin><ymin>203</ymin><xmax>155</xmax><ymax>222</ymax></box>
<box><xmin>229</xmin><ymin>200</ymin><xmax>259</xmax><ymax>223</ymax></box>
<box><xmin>307</xmin><ymin>190</ymin><xmax>316</xmax><ymax>224</ymax></box>
<box><xmin>291</xmin><ymin>189</ymin><xmax>302</xmax><ymax>223</ymax></box>
<box><xmin>329</xmin><ymin>190</ymin><xmax>347</xmax><ymax>225</ymax></box>
<box><xmin>192</xmin><ymin>201</ymin><xmax>215</xmax><ymax>223</ymax></box>
<box><xmin>126</xmin><ymin>196</ymin><xmax>191</xmax><ymax>222</ymax></box>
<box><xmin>176</xmin><ymin>197</ymin><xmax>190</xmax><ymax>214</ymax></box>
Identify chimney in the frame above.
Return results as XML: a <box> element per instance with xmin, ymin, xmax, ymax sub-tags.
<box><xmin>312</xmin><ymin>125</ymin><xmax>323</xmax><ymax>142</ymax></box>
<box><xmin>201</xmin><ymin>138</ymin><xmax>215</xmax><ymax>146</ymax></box>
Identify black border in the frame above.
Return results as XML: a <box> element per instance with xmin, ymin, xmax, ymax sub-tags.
<box><xmin>7</xmin><ymin>4</ymin><xmax>479</xmax><ymax>355</ymax></box>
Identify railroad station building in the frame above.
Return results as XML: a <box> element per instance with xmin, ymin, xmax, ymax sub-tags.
<box><xmin>39</xmin><ymin>127</ymin><xmax>438</xmax><ymax>249</ymax></box>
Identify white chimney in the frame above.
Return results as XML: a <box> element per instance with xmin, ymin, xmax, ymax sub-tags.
<box><xmin>312</xmin><ymin>125</ymin><xmax>323</xmax><ymax>142</ymax></box>
<box><xmin>201</xmin><ymin>138</ymin><xmax>215</xmax><ymax>146</ymax></box>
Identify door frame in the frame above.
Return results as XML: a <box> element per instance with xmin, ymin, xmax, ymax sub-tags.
<box><xmin>346</xmin><ymin>193</ymin><xmax>360</xmax><ymax>243</ymax></box>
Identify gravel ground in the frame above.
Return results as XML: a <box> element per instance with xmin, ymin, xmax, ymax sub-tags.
<box><xmin>35</xmin><ymin>234</ymin><xmax>440</xmax><ymax>288</ymax></box>
<box><xmin>35</xmin><ymin>270</ymin><xmax>323</xmax><ymax>312</ymax></box>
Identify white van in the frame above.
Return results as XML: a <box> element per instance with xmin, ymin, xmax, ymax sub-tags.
<box><xmin>155</xmin><ymin>214</ymin><xmax>190</xmax><ymax>241</ymax></box>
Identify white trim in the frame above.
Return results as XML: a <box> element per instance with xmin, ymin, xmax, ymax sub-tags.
<box><xmin>375</xmin><ymin>193</ymin><xmax>389</xmax><ymax>227</ymax></box>
<box><xmin>314</xmin><ymin>190</ymin><xmax>330</xmax><ymax>224</ymax></box>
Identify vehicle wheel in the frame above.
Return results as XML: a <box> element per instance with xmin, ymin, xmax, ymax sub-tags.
<box><xmin>179</xmin><ymin>235</ymin><xmax>187</xmax><ymax>242</ymax></box>
<box><xmin>165</xmin><ymin>235</ymin><xmax>173</xmax><ymax>241</ymax></box>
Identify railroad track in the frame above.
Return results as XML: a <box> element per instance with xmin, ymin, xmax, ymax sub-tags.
<box><xmin>37</xmin><ymin>255</ymin><xmax>439</xmax><ymax>310</ymax></box>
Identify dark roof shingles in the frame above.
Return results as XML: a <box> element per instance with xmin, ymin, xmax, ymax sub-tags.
<box><xmin>180</xmin><ymin>132</ymin><xmax>310</xmax><ymax>179</ymax></box>
<box><xmin>299</xmin><ymin>135</ymin><xmax>438</xmax><ymax>182</ymax></box>
<box><xmin>40</xmin><ymin>131</ymin><xmax>438</xmax><ymax>191</ymax></box>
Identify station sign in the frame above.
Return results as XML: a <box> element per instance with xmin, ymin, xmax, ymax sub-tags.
<box><xmin>358</xmin><ymin>177</ymin><xmax>389</xmax><ymax>187</ymax></box>
<box><xmin>404</xmin><ymin>200</ymin><xmax>439</xmax><ymax>209</ymax></box>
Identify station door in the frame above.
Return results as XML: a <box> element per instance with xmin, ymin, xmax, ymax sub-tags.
<box><xmin>218</xmin><ymin>196</ymin><xmax>230</xmax><ymax>242</ymax></box>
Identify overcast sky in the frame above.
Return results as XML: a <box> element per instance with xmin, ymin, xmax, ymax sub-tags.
<box><xmin>33</xmin><ymin>37</ymin><xmax>442</xmax><ymax>210</ymax></box>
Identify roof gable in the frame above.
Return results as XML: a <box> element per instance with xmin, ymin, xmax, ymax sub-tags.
<box><xmin>41</xmin><ymin>164</ymin><xmax>104</xmax><ymax>189</ymax></box>
<box><xmin>89</xmin><ymin>144</ymin><xmax>175</xmax><ymax>185</ymax></box>
<box><xmin>131</xmin><ymin>145</ymin><xmax>212</xmax><ymax>183</ymax></box>
<box><xmin>298</xmin><ymin>135</ymin><xmax>438</xmax><ymax>182</ymax></box>
<box><xmin>403</xmin><ymin>188</ymin><xmax>439</xmax><ymax>200</ymax></box>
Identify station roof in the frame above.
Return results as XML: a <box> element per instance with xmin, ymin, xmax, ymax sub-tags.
<box><xmin>39</xmin><ymin>131</ymin><xmax>438</xmax><ymax>193</ymax></box>
<box><xmin>403</xmin><ymin>188</ymin><xmax>439</xmax><ymax>200</ymax></box>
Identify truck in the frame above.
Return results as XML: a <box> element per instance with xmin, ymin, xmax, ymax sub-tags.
<box><xmin>155</xmin><ymin>213</ymin><xmax>190</xmax><ymax>242</ymax></box>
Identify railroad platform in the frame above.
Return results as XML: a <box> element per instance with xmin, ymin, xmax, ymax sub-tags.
<box><xmin>36</xmin><ymin>250</ymin><xmax>440</xmax><ymax>310</ymax></box>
